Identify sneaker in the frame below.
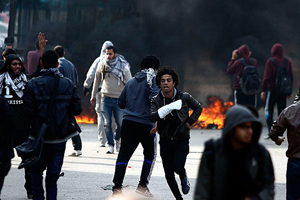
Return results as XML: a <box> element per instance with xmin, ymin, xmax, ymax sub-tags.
<box><xmin>116</xmin><ymin>140</ymin><xmax>121</xmax><ymax>152</ymax></box>
<box><xmin>106</xmin><ymin>145</ymin><xmax>114</xmax><ymax>154</ymax></box>
<box><xmin>264</xmin><ymin>135</ymin><xmax>270</xmax><ymax>139</ymax></box>
<box><xmin>68</xmin><ymin>150</ymin><xmax>82</xmax><ymax>157</ymax></box>
<box><xmin>181</xmin><ymin>176</ymin><xmax>190</xmax><ymax>195</ymax></box>
<box><xmin>135</xmin><ymin>185</ymin><xmax>154</xmax><ymax>197</ymax></box>
<box><xmin>112</xmin><ymin>188</ymin><xmax>124</xmax><ymax>198</ymax></box>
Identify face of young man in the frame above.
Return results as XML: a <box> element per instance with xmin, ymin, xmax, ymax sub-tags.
<box><xmin>231</xmin><ymin>121</ymin><xmax>253</xmax><ymax>149</ymax></box>
<box><xmin>106</xmin><ymin>49</ymin><xmax>116</xmax><ymax>61</ymax></box>
<box><xmin>160</xmin><ymin>74</ymin><xmax>175</xmax><ymax>96</ymax></box>
<box><xmin>7</xmin><ymin>59</ymin><xmax>22</xmax><ymax>79</ymax></box>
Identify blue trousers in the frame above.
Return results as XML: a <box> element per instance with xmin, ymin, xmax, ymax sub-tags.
<box><xmin>100</xmin><ymin>96</ymin><xmax>123</xmax><ymax>146</ymax></box>
<box><xmin>31</xmin><ymin>142</ymin><xmax>66</xmax><ymax>200</ymax></box>
<box><xmin>287</xmin><ymin>158</ymin><xmax>300</xmax><ymax>200</ymax></box>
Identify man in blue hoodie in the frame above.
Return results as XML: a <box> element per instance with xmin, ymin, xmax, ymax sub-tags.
<box><xmin>111</xmin><ymin>55</ymin><xmax>160</xmax><ymax>198</ymax></box>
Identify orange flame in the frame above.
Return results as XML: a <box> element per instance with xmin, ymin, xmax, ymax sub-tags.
<box><xmin>75</xmin><ymin>115</ymin><xmax>96</xmax><ymax>124</ymax></box>
<box><xmin>190</xmin><ymin>96</ymin><xmax>234</xmax><ymax>129</ymax></box>
<box><xmin>75</xmin><ymin>106</ymin><xmax>97</xmax><ymax>124</ymax></box>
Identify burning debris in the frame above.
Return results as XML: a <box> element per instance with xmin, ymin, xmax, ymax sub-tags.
<box><xmin>75</xmin><ymin>106</ymin><xmax>97</xmax><ymax>124</ymax></box>
<box><xmin>191</xmin><ymin>96</ymin><xmax>233</xmax><ymax>129</ymax></box>
<box><xmin>76</xmin><ymin>96</ymin><xmax>233</xmax><ymax>128</ymax></box>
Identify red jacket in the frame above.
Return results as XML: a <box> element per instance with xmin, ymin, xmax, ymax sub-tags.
<box><xmin>261</xmin><ymin>44</ymin><xmax>293</xmax><ymax>92</ymax></box>
<box><xmin>227</xmin><ymin>45</ymin><xmax>258</xmax><ymax>89</ymax></box>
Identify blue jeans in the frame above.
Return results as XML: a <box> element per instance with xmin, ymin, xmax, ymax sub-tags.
<box><xmin>31</xmin><ymin>142</ymin><xmax>66</xmax><ymax>200</ymax></box>
<box><xmin>287</xmin><ymin>158</ymin><xmax>300</xmax><ymax>200</ymax></box>
<box><xmin>100</xmin><ymin>96</ymin><xmax>123</xmax><ymax>146</ymax></box>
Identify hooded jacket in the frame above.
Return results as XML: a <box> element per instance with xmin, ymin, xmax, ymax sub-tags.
<box><xmin>227</xmin><ymin>45</ymin><xmax>258</xmax><ymax>90</ymax></box>
<box><xmin>118</xmin><ymin>70</ymin><xmax>159</xmax><ymax>125</ymax></box>
<box><xmin>149</xmin><ymin>88</ymin><xmax>202</xmax><ymax>140</ymax></box>
<box><xmin>195</xmin><ymin>105</ymin><xmax>275</xmax><ymax>200</ymax></box>
<box><xmin>261</xmin><ymin>44</ymin><xmax>293</xmax><ymax>92</ymax></box>
<box><xmin>270</xmin><ymin>95</ymin><xmax>300</xmax><ymax>158</ymax></box>
<box><xmin>83</xmin><ymin>41</ymin><xmax>114</xmax><ymax>88</ymax></box>
<box><xmin>0</xmin><ymin>54</ymin><xmax>26</xmax><ymax>74</ymax></box>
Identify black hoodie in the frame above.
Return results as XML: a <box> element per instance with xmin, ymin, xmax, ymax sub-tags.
<box><xmin>195</xmin><ymin>105</ymin><xmax>275</xmax><ymax>200</ymax></box>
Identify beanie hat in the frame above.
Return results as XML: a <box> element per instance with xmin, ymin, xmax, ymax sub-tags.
<box><xmin>0</xmin><ymin>54</ymin><xmax>25</xmax><ymax>74</ymax></box>
<box><xmin>140</xmin><ymin>55</ymin><xmax>160</xmax><ymax>70</ymax></box>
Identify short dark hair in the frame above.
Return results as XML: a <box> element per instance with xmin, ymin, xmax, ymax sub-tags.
<box><xmin>106</xmin><ymin>46</ymin><xmax>117</xmax><ymax>53</ymax></box>
<box><xmin>42</xmin><ymin>50</ymin><xmax>58</xmax><ymax>69</ymax></box>
<box><xmin>2</xmin><ymin>48</ymin><xmax>16</xmax><ymax>58</ymax></box>
<box><xmin>155</xmin><ymin>66</ymin><xmax>180</xmax><ymax>87</ymax></box>
<box><xmin>53</xmin><ymin>45</ymin><xmax>64</xmax><ymax>57</ymax></box>
<box><xmin>140</xmin><ymin>55</ymin><xmax>160</xmax><ymax>70</ymax></box>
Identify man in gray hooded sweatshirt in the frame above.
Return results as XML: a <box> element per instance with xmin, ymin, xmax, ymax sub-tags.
<box><xmin>194</xmin><ymin>105</ymin><xmax>275</xmax><ymax>200</ymax></box>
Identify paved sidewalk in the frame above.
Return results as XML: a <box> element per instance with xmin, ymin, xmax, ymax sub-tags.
<box><xmin>1</xmin><ymin>125</ymin><xmax>287</xmax><ymax>200</ymax></box>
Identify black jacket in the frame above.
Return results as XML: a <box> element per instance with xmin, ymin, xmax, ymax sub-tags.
<box><xmin>23</xmin><ymin>70</ymin><xmax>82</xmax><ymax>143</ymax></box>
<box><xmin>149</xmin><ymin>89</ymin><xmax>202</xmax><ymax>140</ymax></box>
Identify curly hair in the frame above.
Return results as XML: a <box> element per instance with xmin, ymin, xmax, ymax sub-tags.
<box><xmin>155</xmin><ymin>66</ymin><xmax>180</xmax><ymax>87</ymax></box>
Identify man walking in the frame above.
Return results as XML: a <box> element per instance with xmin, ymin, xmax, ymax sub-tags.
<box><xmin>0</xmin><ymin>54</ymin><xmax>32</xmax><ymax>198</ymax></box>
<box><xmin>261</xmin><ymin>43</ymin><xmax>293</xmax><ymax>139</ymax></box>
<box><xmin>91</xmin><ymin>46</ymin><xmax>132</xmax><ymax>154</ymax></box>
<box><xmin>149</xmin><ymin>66</ymin><xmax>202</xmax><ymax>200</ymax></box>
<box><xmin>269</xmin><ymin>88</ymin><xmax>300</xmax><ymax>200</ymax></box>
<box><xmin>23</xmin><ymin>49</ymin><xmax>82</xmax><ymax>199</ymax></box>
<box><xmin>112</xmin><ymin>55</ymin><xmax>160</xmax><ymax>197</ymax></box>
<box><xmin>195</xmin><ymin>105</ymin><xmax>275</xmax><ymax>200</ymax></box>
<box><xmin>83</xmin><ymin>41</ymin><xmax>113</xmax><ymax>147</ymax></box>
<box><xmin>54</xmin><ymin>45</ymin><xmax>82</xmax><ymax>156</ymax></box>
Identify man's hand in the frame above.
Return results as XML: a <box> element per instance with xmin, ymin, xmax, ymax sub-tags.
<box><xmin>90</xmin><ymin>97</ymin><xmax>96</xmax><ymax>106</ymax></box>
<box><xmin>231</xmin><ymin>49</ymin><xmax>238</xmax><ymax>60</ymax></box>
<box><xmin>287</xmin><ymin>95</ymin><xmax>291</xmax><ymax>100</ymax></box>
<box><xmin>260</xmin><ymin>92</ymin><xmax>266</xmax><ymax>102</ymax></box>
<box><xmin>83</xmin><ymin>87</ymin><xmax>90</xmax><ymax>96</ymax></box>
<box><xmin>150</xmin><ymin>122</ymin><xmax>157</xmax><ymax>134</ymax></box>
<box><xmin>275</xmin><ymin>136</ymin><xmax>285</xmax><ymax>146</ymax></box>
<box><xmin>38</xmin><ymin>32</ymin><xmax>48</xmax><ymax>56</ymax></box>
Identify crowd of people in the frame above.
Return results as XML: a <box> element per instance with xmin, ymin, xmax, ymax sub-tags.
<box><xmin>0</xmin><ymin>32</ymin><xmax>299</xmax><ymax>200</ymax></box>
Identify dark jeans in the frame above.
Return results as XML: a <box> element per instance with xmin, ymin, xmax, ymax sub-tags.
<box><xmin>31</xmin><ymin>142</ymin><xmax>66</xmax><ymax>200</ymax></box>
<box><xmin>113</xmin><ymin>120</ymin><xmax>157</xmax><ymax>189</ymax></box>
<box><xmin>71</xmin><ymin>134</ymin><xmax>82</xmax><ymax>150</ymax></box>
<box><xmin>160</xmin><ymin>139</ymin><xmax>189</xmax><ymax>200</ymax></box>
<box><xmin>265</xmin><ymin>91</ymin><xmax>286</xmax><ymax>132</ymax></box>
<box><xmin>234</xmin><ymin>89</ymin><xmax>256</xmax><ymax>107</ymax></box>
<box><xmin>287</xmin><ymin>158</ymin><xmax>300</xmax><ymax>200</ymax></box>
<box><xmin>0</xmin><ymin>161</ymin><xmax>11</xmax><ymax>195</ymax></box>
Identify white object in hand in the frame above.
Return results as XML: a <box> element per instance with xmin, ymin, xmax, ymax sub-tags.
<box><xmin>158</xmin><ymin>99</ymin><xmax>182</xmax><ymax>118</ymax></box>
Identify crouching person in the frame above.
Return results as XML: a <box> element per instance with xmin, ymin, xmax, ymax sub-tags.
<box><xmin>23</xmin><ymin>49</ymin><xmax>82</xmax><ymax>200</ymax></box>
<box><xmin>194</xmin><ymin>105</ymin><xmax>275</xmax><ymax>200</ymax></box>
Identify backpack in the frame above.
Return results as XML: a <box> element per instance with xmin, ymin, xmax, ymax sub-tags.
<box><xmin>239</xmin><ymin>58</ymin><xmax>261</xmax><ymax>95</ymax></box>
<box><xmin>270</xmin><ymin>58</ymin><xmax>292</xmax><ymax>96</ymax></box>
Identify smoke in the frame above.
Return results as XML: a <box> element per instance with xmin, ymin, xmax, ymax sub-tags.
<box><xmin>20</xmin><ymin>0</ymin><xmax>300</xmax><ymax>110</ymax></box>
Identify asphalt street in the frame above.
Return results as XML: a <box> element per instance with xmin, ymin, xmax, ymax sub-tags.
<box><xmin>1</xmin><ymin>124</ymin><xmax>287</xmax><ymax>200</ymax></box>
